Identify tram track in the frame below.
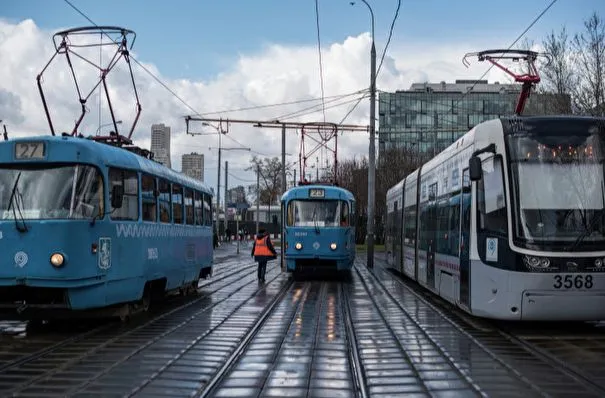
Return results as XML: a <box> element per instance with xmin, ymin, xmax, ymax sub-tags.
<box><xmin>193</xmin><ymin>279</ymin><xmax>301</xmax><ymax>397</ymax></box>
<box><xmin>0</xmin><ymin>258</ymin><xmax>278</xmax><ymax>397</ymax></box>
<box><xmin>204</xmin><ymin>279</ymin><xmax>362</xmax><ymax>398</ymax></box>
<box><xmin>350</xmin><ymin>264</ymin><xmax>487</xmax><ymax>397</ymax></box>
<box><xmin>381</xmin><ymin>263</ymin><xmax>605</xmax><ymax>397</ymax></box>
<box><xmin>341</xmin><ymin>280</ymin><xmax>369</xmax><ymax>398</ymax></box>
<box><xmin>0</xmin><ymin>257</ymin><xmax>254</xmax><ymax>378</ymax></box>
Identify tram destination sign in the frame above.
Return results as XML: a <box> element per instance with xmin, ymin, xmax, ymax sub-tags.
<box><xmin>15</xmin><ymin>142</ymin><xmax>45</xmax><ymax>160</ymax></box>
<box><xmin>309</xmin><ymin>188</ymin><xmax>325</xmax><ymax>198</ymax></box>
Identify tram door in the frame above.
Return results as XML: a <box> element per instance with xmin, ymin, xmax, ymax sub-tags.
<box><xmin>426</xmin><ymin>183</ymin><xmax>438</xmax><ymax>289</ymax></box>
<box><xmin>280</xmin><ymin>201</ymin><xmax>286</xmax><ymax>272</ymax></box>
<box><xmin>459</xmin><ymin>169</ymin><xmax>471</xmax><ymax>309</ymax></box>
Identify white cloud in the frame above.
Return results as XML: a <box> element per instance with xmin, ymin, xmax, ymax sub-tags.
<box><xmin>0</xmin><ymin>18</ymin><xmax>512</xmax><ymax>197</ymax></box>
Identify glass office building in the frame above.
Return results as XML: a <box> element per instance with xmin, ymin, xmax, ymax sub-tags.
<box><xmin>378</xmin><ymin>80</ymin><xmax>570</xmax><ymax>156</ymax></box>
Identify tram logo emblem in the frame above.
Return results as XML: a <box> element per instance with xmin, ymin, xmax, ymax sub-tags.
<box><xmin>313</xmin><ymin>242</ymin><xmax>320</xmax><ymax>250</ymax></box>
<box><xmin>566</xmin><ymin>261</ymin><xmax>578</xmax><ymax>269</ymax></box>
<box><xmin>14</xmin><ymin>251</ymin><xmax>28</xmax><ymax>268</ymax></box>
<box><xmin>98</xmin><ymin>237</ymin><xmax>112</xmax><ymax>270</ymax></box>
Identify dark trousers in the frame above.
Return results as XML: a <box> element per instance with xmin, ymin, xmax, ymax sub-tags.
<box><xmin>257</xmin><ymin>260</ymin><xmax>267</xmax><ymax>281</ymax></box>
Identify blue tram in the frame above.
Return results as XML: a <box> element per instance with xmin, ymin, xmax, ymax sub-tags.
<box><xmin>280</xmin><ymin>184</ymin><xmax>356</xmax><ymax>274</ymax></box>
<box><xmin>0</xmin><ymin>135</ymin><xmax>214</xmax><ymax>319</ymax></box>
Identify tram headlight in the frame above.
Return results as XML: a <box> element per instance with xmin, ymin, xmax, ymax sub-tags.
<box><xmin>295</xmin><ymin>242</ymin><xmax>302</xmax><ymax>250</ymax></box>
<box><xmin>523</xmin><ymin>255</ymin><xmax>550</xmax><ymax>269</ymax></box>
<box><xmin>50</xmin><ymin>253</ymin><xmax>65</xmax><ymax>268</ymax></box>
<box><xmin>330</xmin><ymin>243</ymin><xmax>337</xmax><ymax>250</ymax></box>
<box><xmin>595</xmin><ymin>258</ymin><xmax>603</xmax><ymax>268</ymax></box>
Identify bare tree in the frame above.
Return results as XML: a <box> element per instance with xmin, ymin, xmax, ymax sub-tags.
<box><xmin>337</xmin><ymin>147</ymin><xmax>424</xmax><ymax>244</ymax></box>
<box><xmin>572</xmin><ymin>12</ymin><xmax>605</xmax><ymax>115</ymax></box>
<box><xmin>536</xmin><ymin>27</ymin><xmax>576</xmax><ymax>114</ymax></box>
<box><xmin>246</xmin><ymin>156</ymin><xmax>287</xmax><ymax>225</ymax></box>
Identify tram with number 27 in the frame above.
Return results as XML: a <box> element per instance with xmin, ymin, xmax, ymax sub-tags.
<box><xmin>385</xmin><ymin>115</ymin><xmax>605</xmax><ymax>320</ymax></box>
<box><xmin>0</xmin><ymin>135</ymin><xmax>214</xmax><ymax>320</ymax></box>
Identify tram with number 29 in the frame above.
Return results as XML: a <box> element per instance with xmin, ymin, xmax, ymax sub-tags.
<box><xmin>386</xmin><ymin>115</ymin><xmax>605</xmax><ymax>321</ymax></box>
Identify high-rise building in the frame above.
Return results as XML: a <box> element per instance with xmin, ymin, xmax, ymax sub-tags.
<box><xmin>378</xmin><ymin>80</ymin><xmax>571</xmax><ymax>156</ymax></box>
<box><xmin>181</xmin><ymin>152</ymin><xmax>204</xmax><ymax>181</ymax></box>
<box><xmin>151</xmin><ymin>123</ymin><xmax>171</xmax><ymax>168</ymax></box>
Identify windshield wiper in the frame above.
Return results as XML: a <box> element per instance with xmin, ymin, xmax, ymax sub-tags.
<box><xmin>7</xmin><ymin>172</ymin><xmax>28</xmax><ymax>233</ymax></box>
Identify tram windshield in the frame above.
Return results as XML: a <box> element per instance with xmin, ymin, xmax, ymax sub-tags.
<box><xmin>286</xmin><ymin>199</ymin><xmax>349</xmax><ymax>227</ymax></box>
<box><xmin>507</xmin><ymin>119</ymin><xmax>605</xmax><ymax>251</ymax></box>
<box><xmin>0</xmin><ymin>164</ymin><xmax>104</xmax><ymax>220</ymax></box>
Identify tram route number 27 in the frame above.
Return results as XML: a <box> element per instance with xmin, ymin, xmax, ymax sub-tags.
<box><xmin>553</xmin><ymin>274</ymin><xmax>594</xmax><ymax>289</ymax></box>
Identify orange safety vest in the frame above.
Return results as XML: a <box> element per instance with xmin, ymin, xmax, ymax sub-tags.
<box><xmin>253</xmin><ymin>236</ymin><xmax>273</xmax><ymax>256</ymax></box>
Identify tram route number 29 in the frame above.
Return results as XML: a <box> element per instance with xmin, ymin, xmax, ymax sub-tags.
<box><xmin>553</xmin><ymin>274</ymin><xmax>594</xmax><ymax>289</ymax></box>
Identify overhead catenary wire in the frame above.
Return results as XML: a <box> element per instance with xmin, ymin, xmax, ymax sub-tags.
<box><xmin>63</xmin><ymin>0</ymin><xmax>365</xmax><ymax>132</ymax></box>
<box><xmin>375</xmin><ymin>0</ymin><xmax>401</xmax><ymax>80</ymax></box>
<box><xmin>340</xmin><ymin>0</ymin><xmax>401</xmax><ymax>125</ymax></box>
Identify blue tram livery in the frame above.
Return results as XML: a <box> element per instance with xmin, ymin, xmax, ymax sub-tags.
<box><xmin>0</xmin><ymin>135</ymin><xmax>214</xmax><ymax>320</ymax></box>
<box><xmin>280</xmin><ymin>184</ymin><xmax>356</xmax><ymax>274</ymax></box>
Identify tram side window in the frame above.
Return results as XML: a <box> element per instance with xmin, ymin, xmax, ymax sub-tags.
<box><xmin>109</xmin><ymin>168</ymin><xmax>138</xmax><ymax>221</ymax></box>
<box><xmin>287</xmin><ymin>202</ymin><xmax>294</xmax><ymax>226</ymax></box>
<box><xmin>477</xmin><ymin>157</ymin><xmax>507</xmax><ymax>236</ymax></box>
<box><xmin>403</xmin><ymin>206</ymin><xmax>416</xmax><ymax>246</ymax></box>
<box><xmin>203</xmin><ymin>193</ymin><xmax>212</xmax><ymax>226</ymax></box>
<box><xmin>172</xmin><ymin>184</ymin><xmax>183</xmax><ymax>224</ymax></box>
<box><xmin>194</xmin><ymin>191</ymin><xmax>203</xmax><ymax>226</ymax></box>
<box><xmin>158</xmin><ymin>179</ymin><xmax>171</xmax><ymax>223</ymax></box>
<box><xmin>340</xmin><ymin>201</ymin><xmax>350</xmax><ymax>226</ymax></box>
<box><xmin>141</xmin><ymin>174</ymin><xmax>157</xmax><ymax>222</ymax></box>
<box><xmin>184</xmin><ymin>189</ymin><xmax>194</xmax><ymax>225</ymax></box>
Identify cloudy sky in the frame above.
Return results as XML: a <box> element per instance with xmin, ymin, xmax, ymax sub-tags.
<box><xmin>0</xmin><ymin>0</ymin><xmax>601</xmax><ymax>196</ymax></box>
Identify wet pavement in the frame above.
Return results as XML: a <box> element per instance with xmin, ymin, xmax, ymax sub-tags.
<box><xmin>0</xmin><ymin>244</ymin><xmax>604</xmax><ymax>397</ymax></box>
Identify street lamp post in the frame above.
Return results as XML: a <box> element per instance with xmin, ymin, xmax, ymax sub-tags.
<box><xmin>353</xmin><ymin>0</ymin><xmax>376</xmax><ymax>269</ymax></box>
<box><xmin>95</xmin><ymin>120</ymin><xmax>122</xmax><ymax>135</ymax></box>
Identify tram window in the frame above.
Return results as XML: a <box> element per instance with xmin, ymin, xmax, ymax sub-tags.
<box><xmin>172</xmin><ymin>184</ymin><xmax>183</xmax><ymax>224</ymax></box>
<box><xmin>158</xmin><ymin>179</ymin><xmax>171</xmax><ymax>223</ymax></box>
<box><xmin>184</xmin><ymin>189</ymin><xmax>194</xmax><ymax>225</ymax></box>
<box><xmin>141</xmin><ymin>174</ymin><xmax>157</xmax><ymax>222</ymax></box>
<box><xmin>109</xmin><ymin>168</ymin><xmax>138</xmax><ymax>221</ymax></box>
<box><xmin>203</xmin><ymin>193</ymin><xmax>212</xmax><ymax>226</ymax></box>
<box><xmin>341</xmin><ymin>201</ymin><xmax>350</xmax><ymax>226</ymax></box>
<box><xmin>477</xmin><ymin>157</ymin><xmax>507</xmax><ymax>235</ymax></box>
<box><xmin>287</xmin><ymin>202</ymin><xmax>294</xmax><ymax>226</ymax></box>
<box><xmin>403</xmin><ymin>206</ymin><xmax>416</xmax><ymax>245</ymax></box>
<box><xmin>194</xmin><ymin>191</ymin><xmax>203</xmax><ymax>226</ymax></box>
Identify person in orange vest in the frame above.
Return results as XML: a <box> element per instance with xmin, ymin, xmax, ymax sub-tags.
<box><xmin>251</xmin><ymin>228</ymin><xmax>277</xmax><ymax>282</ymax></box>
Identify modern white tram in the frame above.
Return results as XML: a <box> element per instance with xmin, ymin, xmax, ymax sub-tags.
<box><xmin>385</xmin><ymin>116</ymin><xmax>605</xmax><ymax>320</ymax></box>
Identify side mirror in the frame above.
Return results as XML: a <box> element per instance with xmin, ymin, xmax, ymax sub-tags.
<box><xmin>111</xmin><ymin>185</ymin><xmax>124</xmax><ymax>209</ymax></box>
<box><xmin>469</xmin><ymin>156</ymin><xmax>483</xmax><ymax>181</ymax></box>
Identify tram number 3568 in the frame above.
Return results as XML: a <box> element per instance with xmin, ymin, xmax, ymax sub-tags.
<box><xmin>553</xmin><ymin>274</ymin><xmax>594</xmax><ymax>289</ymax></box>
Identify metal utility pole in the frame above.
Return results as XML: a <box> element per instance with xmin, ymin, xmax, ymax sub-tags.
<box><xmin>236</xmin><ymin>210</ymin><xmax>240</xmax><ymax>254</ymax></box>
<box><xmin>256</xmin><ymin>164</ymin><xmax>260</xmax><ymax>237</ymax></box>
<box><xmin>216</xmin><ymin>133</ymin><xmax>221</xmax><ymax>237</ymax></box>
<box><xmin>281</xmin><ymin>124</ymin><xmax>286</xmax><ymax>194</ymax></box>
<box><xmin>224</xmin><ymin>160</ymin><xmax>229</xmax><ymax>239</ymax></box>
<box><xmin>356</xmin><ymin>0</ymin><xmax>377</xmax><ymax>269</ymax></box>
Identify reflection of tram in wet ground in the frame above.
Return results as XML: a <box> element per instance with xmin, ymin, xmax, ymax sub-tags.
<box><xmin>386</xmin><ymin>116</ymin><xmax>605</xmax><ymax>320</ymax></box>
<box><xmin>280</xmin><ymin>184</ymin><xmax>356</xmax><ymax>278</ymax></box>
